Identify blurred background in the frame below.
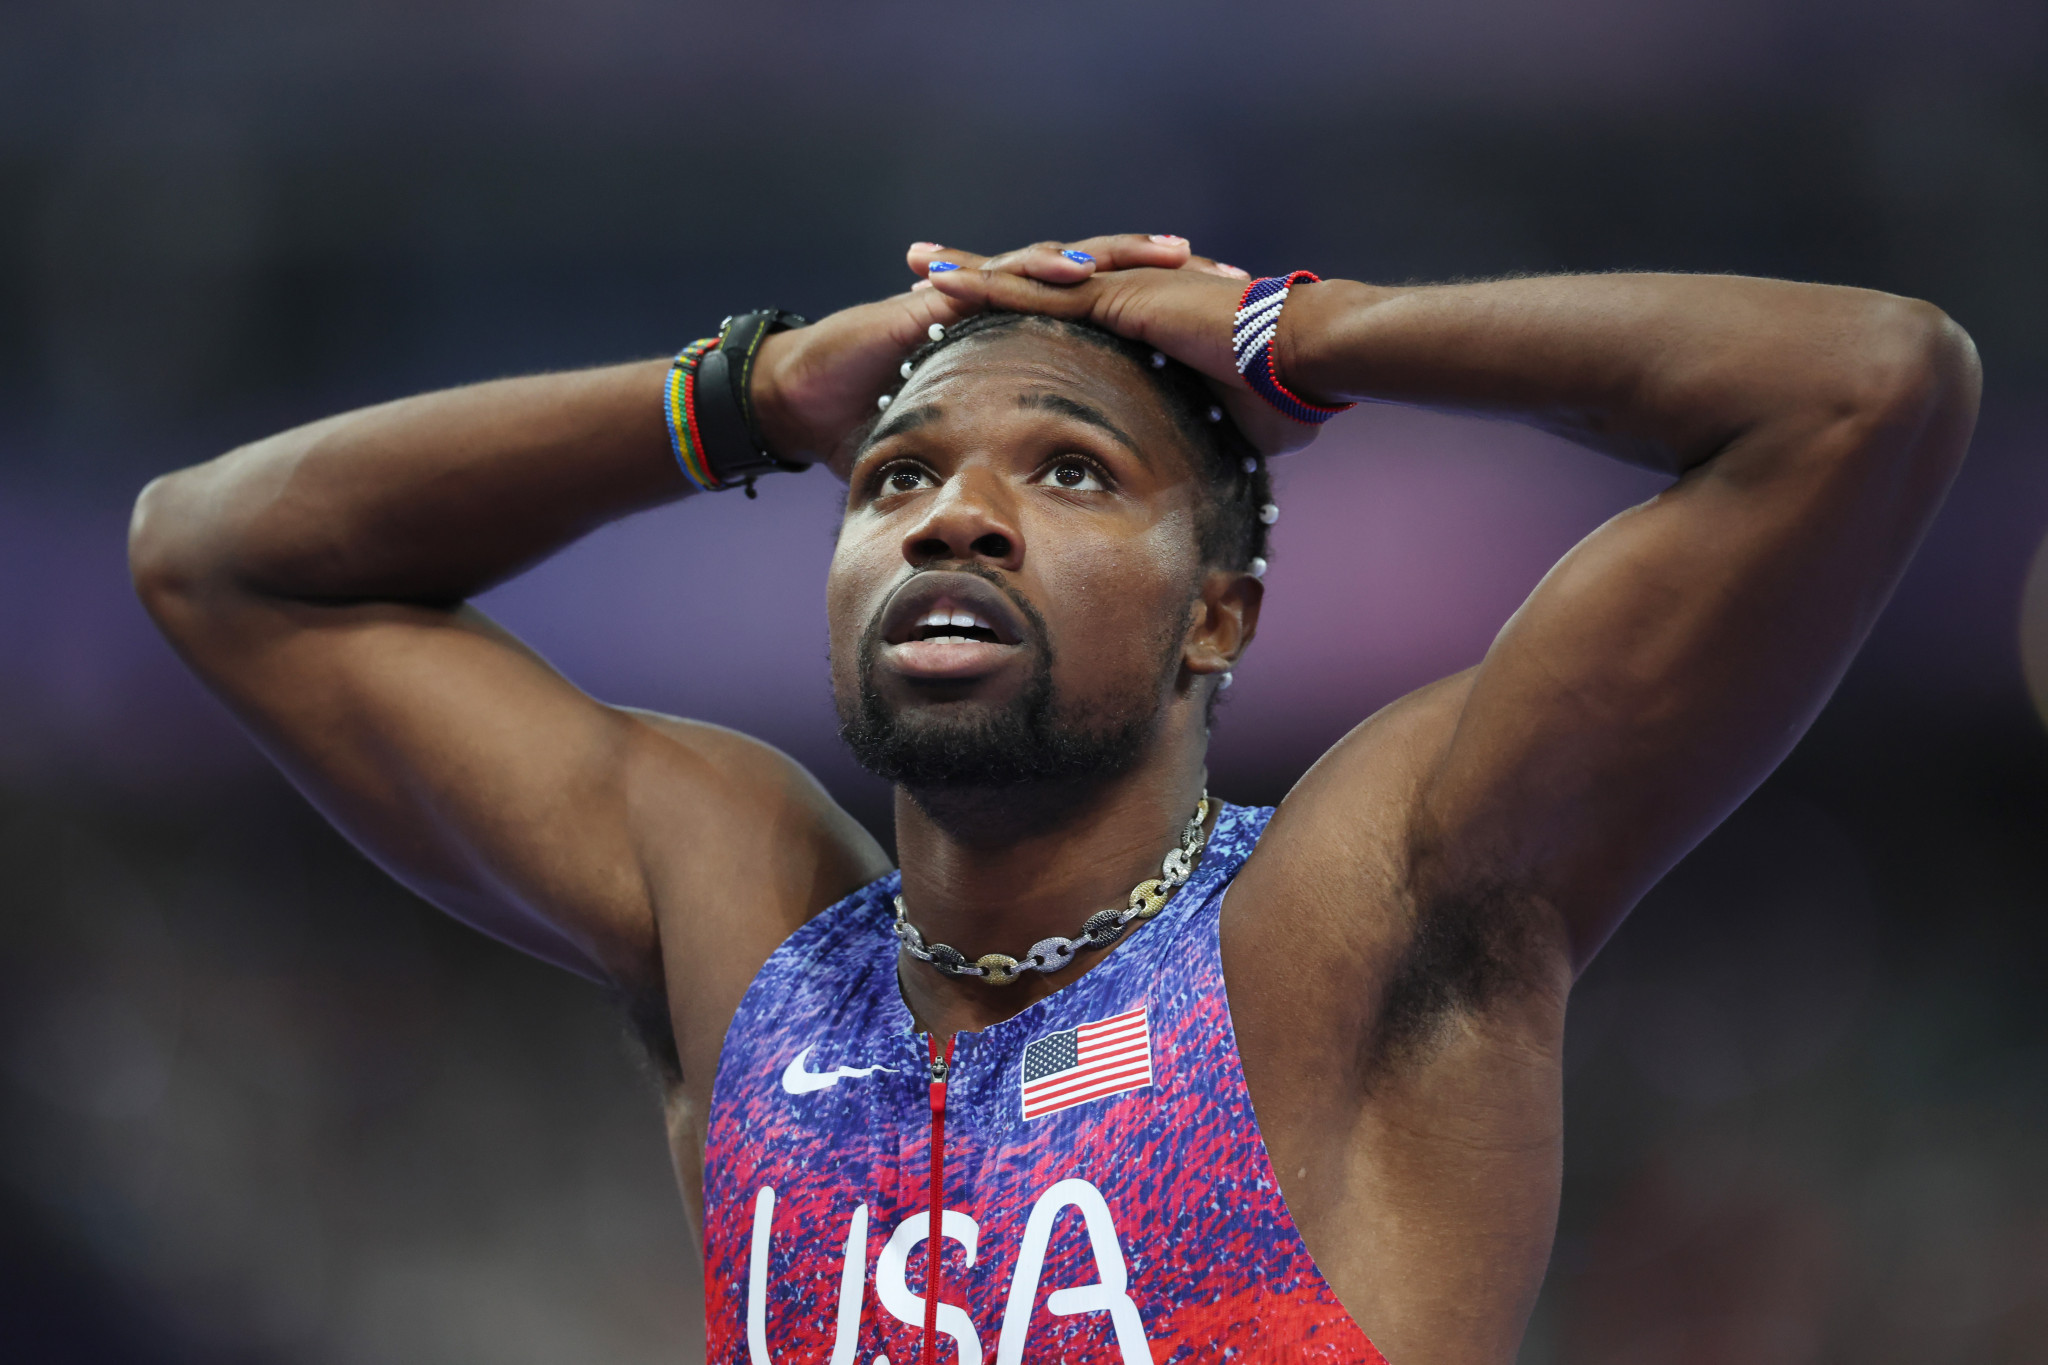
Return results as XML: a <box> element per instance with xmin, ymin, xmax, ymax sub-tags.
<box><xmin>4</xmin><ymin>1</ymin><xmax>2046</xmax><ymax>1361</ymax></box>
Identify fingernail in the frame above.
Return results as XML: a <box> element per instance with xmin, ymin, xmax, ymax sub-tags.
<box><xmin>928</xmin><ymin>261</ymin><xmax>960</xmax><ymax>273</ymax></box>
<box><xmin>911</xmin><ymin>280</ymin><xmax>935</xmax><ymax>292</ymax></box>
<box><xmin>1149</xmin><ymin>234</ymin><xmax>1186</xmax><ymax>244</ymax></box>
<box><xmin>912</xmin><ymin>242</ymin><xmax>942</xmax><ymax>250</ymax></box>
<box><xmin>1061</xmin><ymin>250</ymin><xmax>1093</xmax><ymax>263</ymax></box>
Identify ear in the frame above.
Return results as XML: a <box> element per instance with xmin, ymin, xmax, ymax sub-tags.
<box><xmin>1182</xmin><ymin>568</ymin><xmax>1264</xmax><ymax>679</ymax></box>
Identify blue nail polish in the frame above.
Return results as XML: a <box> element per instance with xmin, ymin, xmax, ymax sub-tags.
<box><xmin>1062</xmin><ymin>250</ymin><xmax>1093</xmax><ymax>263</ymax></box>
<box><xmin>928</xmin><ymin>261</ymin><xmax>960</xmax><ymax>273</ymax></box>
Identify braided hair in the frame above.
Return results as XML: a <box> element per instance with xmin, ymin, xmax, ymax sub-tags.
<box><xmin>881</xmin><ymin>312</ymin><xmax>1274</xmax><ymax>574</ymax></box>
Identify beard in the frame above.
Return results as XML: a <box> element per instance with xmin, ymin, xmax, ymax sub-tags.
<box><xmin>837</xmin><ymin>572</ymin><xmax>1183</xmax><ymax>792</ymax></box>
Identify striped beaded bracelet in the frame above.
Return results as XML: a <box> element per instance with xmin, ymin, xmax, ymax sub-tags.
<box><xmin>662</xmin><ymin>309</ymin><xmax>811</xmax><ymax>495</ymax></box>
<box><xmin>663</xmin><ymin>336</ymin><xmax>724</xmax><ymax>492</ymax></box>
<box><xmin>1231</xmin><ymin>271</ymin><xmax>1356</xmax><ymax>426</ymax></box>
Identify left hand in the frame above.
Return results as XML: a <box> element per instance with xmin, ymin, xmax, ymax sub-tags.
<box><xmin>909</xmin><ymin>242</ymin><xmax>1328</xmax><ymax>457</ymax></box>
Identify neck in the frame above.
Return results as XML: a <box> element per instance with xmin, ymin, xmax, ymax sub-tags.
<box><xmin>892</xmin><ymin>730</ymin><xmax>1211</xmax><ymax>1037</ymax></box>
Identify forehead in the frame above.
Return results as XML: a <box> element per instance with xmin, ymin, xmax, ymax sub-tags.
<box><xmin>872</xmin><ymin>326</ymin><xmax>1193</xmax><ymax>464</ymax></box>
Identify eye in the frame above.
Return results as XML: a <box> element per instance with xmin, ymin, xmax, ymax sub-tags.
<box><xmin>873</xmin><ymin>462</ymin><xmax>936</xmax><ymax>496</ymax></box>
<box><xmin>1038</xmin><ymin>456</ymin><xmax>1107</xmax><ymax>492</ymax></box>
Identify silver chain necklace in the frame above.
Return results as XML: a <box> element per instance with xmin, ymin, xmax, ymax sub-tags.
<box><xmin>893</xmin><ymin>793</ymin><xmax>1212</xmax><ymax>986</ymax></box>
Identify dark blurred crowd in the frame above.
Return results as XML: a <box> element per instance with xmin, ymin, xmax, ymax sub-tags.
<box><xmin>3</xmin><ymin>1</ymin><xmax>2045</xmax><ymax>1360</ymax></box>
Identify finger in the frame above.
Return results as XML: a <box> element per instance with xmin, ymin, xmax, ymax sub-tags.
<box><xmin>906</xmin><ymin>242</ymin><xmax>989</xmax><ymax>277</ymax></box>
<box><xmin>976</xmin><ymin>240</ymin><xmax>1099</xmax><ymax>285</ymax></box>
<box><xmin>912</xmin><ymin>239</ymin><xmax>1110</xmax><ymax>284</ymax></box>
<box><xmin>910</xmin><ymin>236</ymin><xmax>1242</xmax><ymax>283</ymax></box>
<box><xmin>839</xmin><ymin>281</ymin><xmax>985</xmax><ymax>359</ymax></box>
<box><xmin>1056</xmin><ymin>232</ymin><xmax>1193</xmax><ymax>271</ymax></box>
<box><xmin>898</xmin><ymin>279</ymin><xmax>984</xmax><ymax>336</ymax></box>
<box><xmin>921</xmin><ymin>262</ymin><xmax>1106</xmax><ymax>321</ymax></box>
<box><xmin>916</xmin><ymin>244</ymin><xmax>1033</xmax><ymax>290</ymax></box>
<box><xmin>1182</xmin><ymin>252</ymin><xmax>1252</xmax><ymax>280</ymax></box>
<box><xmin>913</xmin><ymin>234</ymin><xmax>1196</xmax><ymax>287</ymax></box>
<box><xmin>978</xmin><ymin>233</ymin><xmax>1195</xmax><ymax>282</ymax></box>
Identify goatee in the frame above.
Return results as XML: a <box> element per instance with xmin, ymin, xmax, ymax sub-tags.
<box><xmin>836</xmin><ymin>573</ymin><xmax>1173</xmax><ymax>792</ymax></box>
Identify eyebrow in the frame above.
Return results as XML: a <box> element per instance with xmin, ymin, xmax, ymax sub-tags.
<box><xmin>1016</xmin><ymin>392</ymin><xmax>1146</xmax><ymax>465</ymax></box>
<box><xmin>857</xmin><ymin>391</ymin><xmax>1149</xmax><ymax>465</ymax></box>
<box><xmin>861</xmin><ymin>403</ymin><xmax>946</xmax><ymax>453</ymax></box>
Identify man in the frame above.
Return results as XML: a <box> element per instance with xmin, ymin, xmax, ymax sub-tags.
<box><xmin>129</xmin><ymin>232</ymin><xmax>1979</xmax><ymax>1364</ymax></box>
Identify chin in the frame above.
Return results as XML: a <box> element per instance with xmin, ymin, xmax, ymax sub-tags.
<box><xmin>838</xmin><ymin>684</ymin><xmax>1159</xmax><ymax>792</ymax></box>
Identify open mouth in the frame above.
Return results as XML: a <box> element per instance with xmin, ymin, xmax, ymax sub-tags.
<box><xmin>906</xmin><ymin>609</ymin><xmax>1005</xmax><ymax>647</ymax></box>
<box><xmin>873</xmin><ymin>571</ymin><xmax>1033</xmax><ymax>682</ymax></box>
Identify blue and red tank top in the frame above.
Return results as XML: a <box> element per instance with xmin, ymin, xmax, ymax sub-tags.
<box><xmin>703</xmin><ymin>802</ymin><xmax>1386</xmax><ymax>1364</ymax></box>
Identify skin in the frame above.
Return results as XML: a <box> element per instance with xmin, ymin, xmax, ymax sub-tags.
<box><xmin>128</xmin><ymin>231</ymin><xmax>1980</xmax><ymax>1364</ymax></box>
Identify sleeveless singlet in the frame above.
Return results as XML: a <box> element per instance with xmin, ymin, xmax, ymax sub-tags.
<box><xmin>703</xmin><ymin>802</ymin><xmax>1386</xmax><ymax>1364</ymax></box>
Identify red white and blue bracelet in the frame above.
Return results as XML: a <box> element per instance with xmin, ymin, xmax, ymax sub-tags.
<box><xmin>1232</xmin><ymin>271</ymin><xmax>1355</xmax><ymax>425</ymax></box>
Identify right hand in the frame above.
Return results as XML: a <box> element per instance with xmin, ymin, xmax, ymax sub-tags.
<box><xmin>751</xmin><ymin>233</ymin><xmax>1203</xmax><ymax>480</ymax></box>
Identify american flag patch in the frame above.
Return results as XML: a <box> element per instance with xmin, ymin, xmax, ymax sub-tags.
<box><xmin>1020</xmin><ymin>1006</ymin><xmax>1153</xmax><ymax>1120</ymax></box>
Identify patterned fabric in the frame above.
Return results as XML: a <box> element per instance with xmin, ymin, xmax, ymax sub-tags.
<box><xmin>703</xmin><ymin>803</ymin><xmax>1387</xmax><ymax>1364</ymax></box>
<box><xmin>1231</xmin><ymin>272</ymin><xmax>1356</xmax><ymax>426</ymax></box>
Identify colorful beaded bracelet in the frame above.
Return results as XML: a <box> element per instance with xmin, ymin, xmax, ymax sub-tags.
<box><xmin>663</xmin><ymin>337</ymin><xmax>724</xmax><ymax>492</ymax></box>
<box><xmin>1231</xmin><ymin>271</ymin><xmax>1355</xmax><ymax>426</ymax></box>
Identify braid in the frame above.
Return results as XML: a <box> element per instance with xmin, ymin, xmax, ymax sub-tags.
<box><xmin>880</xmin><ymin>312</ymin><xmax>1274</xmax><ymax>572</ymax></box>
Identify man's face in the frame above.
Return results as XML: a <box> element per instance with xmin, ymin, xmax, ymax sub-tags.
<box><xmin>827</xmin><ymin>327</ymin><xmax>1212</xmax><ymax>790</ymax></box>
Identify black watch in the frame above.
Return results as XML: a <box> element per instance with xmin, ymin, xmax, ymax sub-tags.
<box><xmin>691</xmin><ymin>308</ymin><xmax>811</xmax><ymax>486</ymax></box>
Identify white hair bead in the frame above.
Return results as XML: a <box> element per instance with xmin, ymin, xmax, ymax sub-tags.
<box><xmin>1218</xmin><ymin>671</ymin><xmax>1234</xmax><ymax>690</ymax></box>
<box><xmin>1150</xmin><ymin>351</ymin><xmax>1166</xmax><ymax>368</ymax></box>
<box><xmin>876</xmin><ymin>394</ymin><xmax>892</xmax><ymax>410</ymax></box>
<box><xmin>1258</xmin><ymin>503</ymin><xmax>1279</xmax><ymax>525</ymax></box>
<box><xmin>899</xmin><ymin>360</ymin><xmax>914</xmax><ymax>379</ymax></box>
<box><xmin>1249</xmin><ymin>556</ymin><xmax>1268</xmax><ymax>579</ymax></box>
<box><xmin>1242</xmin><ymin>456</ymin><xmax>1258</xmax><ymax>473</ymax></box>
<box><xmin>1207</xmin><ymin>405</ymin><xmax>1224</xmax><ymax>423</ymax></box>
<box><xmin>927</xmin><ymin>322</ymin><xmax>946</xmax><ymax>341</ymax></box>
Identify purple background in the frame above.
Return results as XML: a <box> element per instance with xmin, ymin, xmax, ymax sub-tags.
<box><xmin>3</xmin><ymin>0</ymin><xmax>2047</xmax><ymax>1361</ymax></box>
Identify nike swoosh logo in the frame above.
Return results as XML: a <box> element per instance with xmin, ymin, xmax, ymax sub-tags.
<box><xmin>781</xmin><ymin>1045</ymin><xmax>898</xmax><ymax>1095</ymax></box>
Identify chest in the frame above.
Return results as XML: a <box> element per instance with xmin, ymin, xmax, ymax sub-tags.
<box><xmin>701</xmin><ymin>918</ymin><xmax>1383</xmax><ymax>1365</ymax></box>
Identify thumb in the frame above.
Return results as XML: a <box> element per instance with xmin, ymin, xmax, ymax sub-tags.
<box><xmin>890</xmin><ymin>276</ymin><xmax>987</xmax><ymax>344</ymax></box>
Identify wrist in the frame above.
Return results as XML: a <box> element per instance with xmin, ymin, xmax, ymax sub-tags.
<box><xmin>750</xmin><ymin>330</ymin><xmax>813</xmax><ymax>464</ymax></box>
<box><xmin>664</xmin><ymin>310</ymin><xmax>812</xmax><ymax>494</ymax></box>
<box><xmin>1271</xmin><ymin>278</ymin><xmax>1394</xmax><ymax>409</ymax></box>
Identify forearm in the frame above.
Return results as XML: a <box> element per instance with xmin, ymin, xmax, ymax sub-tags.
<box><xmin>132</xmin><ymin>358</ymin><xmax>685</xmax><ymax>608</ymax></box>
<box><xmin>1276</xmin><ymin>273</ymin><xmax>1962</xmax><ymax>476</ymax></box>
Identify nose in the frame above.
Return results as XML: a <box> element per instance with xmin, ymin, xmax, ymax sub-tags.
<box><xmin>901</xmin><ymin>467</ymin><xmax>1024</xmax><ymax>572</ymax></box>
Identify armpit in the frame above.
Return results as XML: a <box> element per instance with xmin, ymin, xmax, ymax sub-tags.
<box><xmin>1366</xmin><ymin>865</ymin><xmax>1565</xmax><ymax>1076</ymax></box>
<box><xmin>613</xmin><ymin>977</ymin><xmax>684</xmax><ymax>1087</ymax></box>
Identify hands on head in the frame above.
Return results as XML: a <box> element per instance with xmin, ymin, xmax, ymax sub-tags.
<box><xmin>750</xmin><ymin>233</ymin><xmax>1322</xmax><ymax>478</ymax></box>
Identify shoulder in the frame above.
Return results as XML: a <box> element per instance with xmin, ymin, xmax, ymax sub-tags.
<box><xmin>612</xmin><ymin>708</ymin><xmax>894</xmax><ymax>1074</ymax></box>
<box><xmin>618</xmin><ymin>708</ymin><xmax>892</xmax><ymax>928</ymax></box>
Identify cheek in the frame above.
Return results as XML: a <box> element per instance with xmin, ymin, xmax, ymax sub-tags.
<box><xmin>825</xmin><ymin>533</ymin><xmax>896</xmax><ymax>675</ymax></box>
<box><xmin>1037</xmin><ymin>512</ymin><xmax>1198</xmax><ymax>682</ymax></box>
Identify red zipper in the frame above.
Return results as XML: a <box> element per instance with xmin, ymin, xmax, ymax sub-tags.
<box><xmin>923</xmin><ymin>1031</ymin><xmax>955</xmax><ymax>1365</ymax></box>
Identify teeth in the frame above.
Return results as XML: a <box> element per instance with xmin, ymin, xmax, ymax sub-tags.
<box><xmin>916</xmin><ymin>608</ymin><xmax>993</xmax><ymax>636</ymax></box>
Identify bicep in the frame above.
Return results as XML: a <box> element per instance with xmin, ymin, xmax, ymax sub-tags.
<box><xmin>1420</xmin><ymin>363</ymin><xmax>1971</xmax><ymax>967</ymax></box>
<box><xmin>158</xmin><ymin>592</ymin><xmax>666</xmax><ymax>983</ymax></box>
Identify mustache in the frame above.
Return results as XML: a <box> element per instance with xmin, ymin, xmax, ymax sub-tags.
<box><xmin>856</xmin><ymin>564</ymin><xmax>1054</xmax><ymax>673</ymax></box>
